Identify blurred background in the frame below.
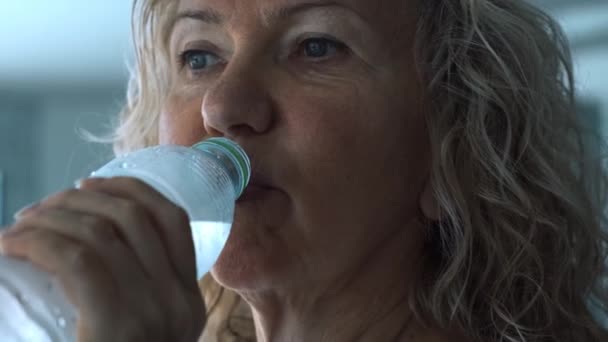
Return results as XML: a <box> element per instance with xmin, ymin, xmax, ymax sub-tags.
<box><xmin>0</xmin><ymin>0</ymin><xmax>607</xmax><ymax>225</ymax></box>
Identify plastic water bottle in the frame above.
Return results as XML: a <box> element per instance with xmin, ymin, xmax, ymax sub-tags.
<box><xmin>0</xmin><ymin>137</ymin><xmax>251</xmax><ymax>342</ymax></box>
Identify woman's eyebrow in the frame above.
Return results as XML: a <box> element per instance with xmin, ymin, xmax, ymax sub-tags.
<box><xmin>174</xmin><ymin>0</ymin><xmax>363</xmax><ymax>27</ymax></box>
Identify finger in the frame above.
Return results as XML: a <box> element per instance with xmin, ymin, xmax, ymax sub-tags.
<box><xmin>0</xmin><ymin>228</ymin><xmax>121</xmax><ymax>337</ymax></box>
<box><xmin>30</xmin><ymin>188</ymin><xmax>174</xmax><ymax>281</ymax></box>
<box><xmin>10</xmin><ymin>207</ymin><xmax>148</xmax><ymax>294</ymax></box>
<box><xmin>80</xmin><ymin>177</ymin><xmax>197</xmax><ymax>288</ymax></box>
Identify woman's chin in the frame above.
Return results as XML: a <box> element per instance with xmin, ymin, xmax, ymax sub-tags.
<box><xmin>211</xmin><ymin>191</ymin><xmax>293</xmax><ymax>290</ymax></box>
<box><xmin>210</xmin><ymin>221</ymin><xmax>288</xmax><ymax>291</ymax></box>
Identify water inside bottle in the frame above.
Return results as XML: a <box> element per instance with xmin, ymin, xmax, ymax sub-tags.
<box><xmin>190</xmin><ymin>221</ymin><xmax>232</xmax><ymax>280</ymax></box>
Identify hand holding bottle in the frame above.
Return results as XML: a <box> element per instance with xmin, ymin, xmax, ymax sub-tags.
<box><xmin>0</xmin><ymin>138</ymin><xmax>249</xmax><ymax>341</ymax></box>
<box><xmin>0</xmin><ymin>177</ymin><xmax>206</xmax><ymax>341</ymax></box>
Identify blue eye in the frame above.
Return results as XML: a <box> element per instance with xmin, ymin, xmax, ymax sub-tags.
<box><xmin>300</xmin><ymin>38</ymin><xmax>344</xmax><ymax>59</ymax></box>
<box><xmin>181</xmin><ymin>50</ymin><xmax>222</xmax><ymax>70</ymax></box>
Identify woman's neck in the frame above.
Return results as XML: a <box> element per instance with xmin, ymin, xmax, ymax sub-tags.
<box><xmin>242</xmin><ymin>219</ymin><xmax>430</xmax><ymax>342</ymax></box>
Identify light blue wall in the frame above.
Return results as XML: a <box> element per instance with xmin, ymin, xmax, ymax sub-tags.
<box><xmin>0</xmin><ymin>87</ymin><xmax>119</xmax><ymax>225</ymax></box>
<box><xmin>0</xmin><ymin>93</ymin><xmax>42</xmax><ymax>226</ymax></box>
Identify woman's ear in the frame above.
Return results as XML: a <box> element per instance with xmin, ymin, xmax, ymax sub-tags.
<box><xmin>419</xmin><ymin>177</ymin><xmax>441</xmax><ymax>221</ymax></box>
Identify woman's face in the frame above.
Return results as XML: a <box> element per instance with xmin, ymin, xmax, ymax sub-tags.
<box><xmin>161</xmin><ymin>0</ymin><xmax>432</xmax><ymax>291</ymax></box>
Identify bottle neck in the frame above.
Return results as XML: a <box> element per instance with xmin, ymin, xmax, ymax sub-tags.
<box><xmin>192</xmin><ymin>138</ymin><xmax>251</xmax><ymax>199</ymax></box>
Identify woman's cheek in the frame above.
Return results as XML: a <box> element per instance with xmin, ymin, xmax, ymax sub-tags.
<box><xmin>159</xmin><ymin>93</ymin><xmax>206</xmax><ymax>146</ymax></box>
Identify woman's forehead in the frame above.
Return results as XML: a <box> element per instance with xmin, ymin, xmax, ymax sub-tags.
<box><xmin>175</xmin><ymin>0</ymin><xmax>417</xmax><ymax>31</ymax></box>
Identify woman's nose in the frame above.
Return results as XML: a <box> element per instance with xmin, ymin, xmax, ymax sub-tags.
<box><xmin>202</xmin><ymin>65</ymin><xmax>274</xmax><ymax>138</ymax></box>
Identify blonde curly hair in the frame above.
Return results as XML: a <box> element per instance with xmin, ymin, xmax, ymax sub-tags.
<box><xmin>107</xmin><ymin>0</ymin><xmax>608</xmax><ymax>341</ymax></box>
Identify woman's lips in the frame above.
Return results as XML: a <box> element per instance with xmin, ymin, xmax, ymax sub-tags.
<box><xmin>233</xmin><ymin>181</ymin><xmax>289</xmax><ymax>229</ymax></box>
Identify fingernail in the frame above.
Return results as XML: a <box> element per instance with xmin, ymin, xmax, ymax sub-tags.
<box><xmin>74</xmin><ymin>178</ymin><xmax>86</xmax><ymax>189</ymax></box>
<box><xmin>0</xmin><ymin>227</ymin><xmax>26</xmax><ymax>240</ymax></box>
<box><xmin>0</xmin><ymin>228</ymin><xmax>27</xmax><ymax>255</ymax></box>
<box><xmin>76</xmin><ymin>177</ymin><xmax>103</xmax><ymax>189</ymax></box>
<box><xmin>14</xmin><ymin>202</ymin><xmax>40</xmax><ymax>220</ymax></box>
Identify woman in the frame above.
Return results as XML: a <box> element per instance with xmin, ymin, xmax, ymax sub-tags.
<box><xmin>1</xmin><ymin>0</ymin><xmax>607</xmax><ymax>341</ymax></box>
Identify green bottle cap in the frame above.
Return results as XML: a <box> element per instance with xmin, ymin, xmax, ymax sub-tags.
<box><xmin>192</xmin><ymin>138</ymin><xmax>251</xmax><ymax>197</ymax></box>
